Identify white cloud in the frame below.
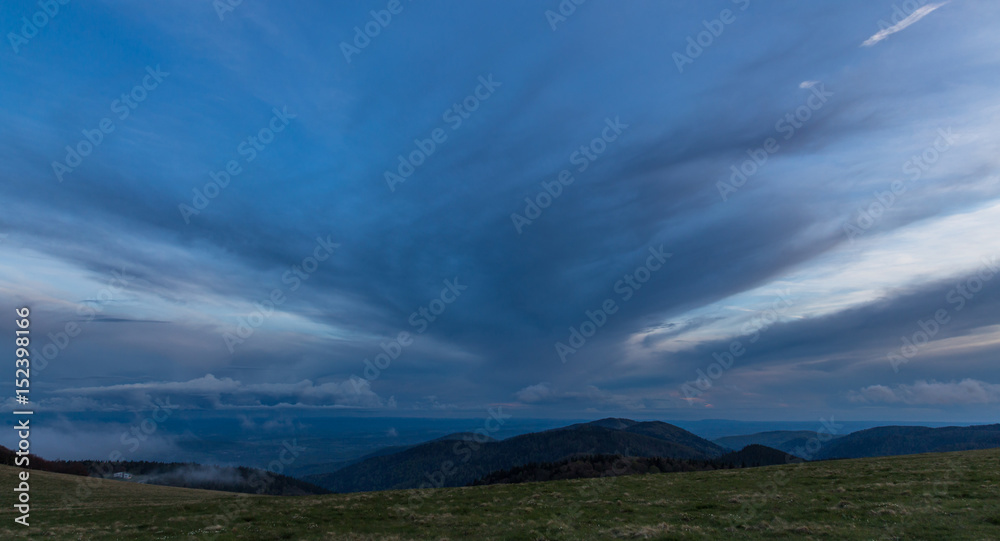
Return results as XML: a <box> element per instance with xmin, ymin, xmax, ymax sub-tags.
<box><xmin>862</xmin><ymin>2</ymin><xmax>949</xmax><ymax>47</ymax></box>
<box><xmin>849</xmin><ymin>379</ymin><xmax>1000</xmax><ymax>405</ymax></box>
<box><xmin>514</xmin><ymin>383</ymin><xmax>644</xmax><ymax>409</ymax></box>
<box><xmin>27</xmin><ymin>374</ymin><xmax>388</xmax><ymax>410</ymax></box>
<box><xmin>515</xmin><ymin>383</ymin><xmax>553</xmax><ymax>403</ymax></box>
<box><xmin>635</xmin><ymin>200</ymin><xmax>1000</xmax><ymax>357</ymax></box>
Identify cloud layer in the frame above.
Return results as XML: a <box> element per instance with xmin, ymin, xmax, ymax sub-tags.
<box><xmin>850</xmin><ymin>379</ymin><xmax>1000</xmax><ymax>405</ymax></box>
<box><xmin>1</xmin><ymin>0</ymin><xmax>1000</xmax><ymax>422</ymax></box>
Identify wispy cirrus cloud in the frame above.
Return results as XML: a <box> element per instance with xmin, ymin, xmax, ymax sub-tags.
<box><xmin>862</xmin><ymin>2</ymin><xmax>950</xmax><ymax>47</ymax></box>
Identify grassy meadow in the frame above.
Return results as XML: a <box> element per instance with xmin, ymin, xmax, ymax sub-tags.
<box><xmin>1</xmin><ymin>448</ymin><xmax>998</xmax><ymax>540</ymax></box>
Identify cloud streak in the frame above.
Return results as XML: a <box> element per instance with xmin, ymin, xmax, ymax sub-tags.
<box><xmin>41</xmin><ymin>374</ymin><xmax>388</xmax><ymax>410</ymax></box>
<box><xmin>850</xmin><ymin>379</ymin><xmax>1000</xmax><ymax>405</ymax></box>
<box><xmin>862</xmin><ymin>2</ymin><xmax>949</xmax><ymax>47</ymax></box>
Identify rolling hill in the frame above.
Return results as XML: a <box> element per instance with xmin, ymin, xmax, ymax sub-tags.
<box><xmin>618</xmin><ymin>419</ymin><xmax>728</xmax><ymax>457</ymax></box>
<box><xmin>814</xmin><ymin>423</ymin><xmax>1000</xmax><ymax>460</ymax></box>
<box><xmin>307</xmin><ymin>418</ymin><xmax>728</xmax><ymax>492</ymax></box>
<box><xmin>715</xmin><ymin>443</ymin><xmax>800</xmax><ymax>467</ymax></box>
<box><xmin>2</xmin><ymin>448</ymin><xmax>997</xmax><ymax>539</ymax></box>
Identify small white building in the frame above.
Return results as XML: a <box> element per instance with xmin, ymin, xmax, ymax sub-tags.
<box><xmin>113</xmin><ymin>472</ymin><xmax>133</xmax><ymax>479</ymax></box>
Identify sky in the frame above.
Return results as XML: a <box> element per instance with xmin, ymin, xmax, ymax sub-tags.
<box><xmin>3</xmin><ymin>0</ymin><xmax>1000</xmax><ymax>436</ymax></box>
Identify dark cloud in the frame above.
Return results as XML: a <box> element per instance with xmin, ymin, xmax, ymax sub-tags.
<box><xmin>1</xmin><ymin>0</ymin><xmax>999</xmax><ymax>421</ymax></box>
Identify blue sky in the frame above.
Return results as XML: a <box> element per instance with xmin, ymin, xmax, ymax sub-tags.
<box><xmin>3</xmin><ymin>0</ymin><xmax>1000</xmax><ymax>429</ymax></box>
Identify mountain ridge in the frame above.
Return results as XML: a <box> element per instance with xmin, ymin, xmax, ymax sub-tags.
<box><xmin>814</xmin><ymin>423</ymin><xmax>1000</xmax><ymax>460</ymax></box>
<box><xmin>306</xmin><ymin>417</ymin><xmax>728</xmax><ymax>492</ymax></box>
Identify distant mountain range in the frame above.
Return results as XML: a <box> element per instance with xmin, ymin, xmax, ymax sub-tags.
<box><xmin>8</xmin><ymin>419</ymin><xmax>1000</xmax><ymax>497</ymax></box>
<box><xmin>714</xmin><ymin>430</ymin><xmax>844</xmax><ymax>458</ymax></box>
<box><xmin>714</xmin><ymin>424</ymin><xmax>1000</xmax><ymax>460</ymax></box>
<box><xmin>813</xmin><ymin>424</ymin><xmax>1000</xmax><ymax>460</ymax></box>
<box><xmin>307</xmin><ymin>419</ymin><xmax>1000</xmax><ymax>493</ymax></box>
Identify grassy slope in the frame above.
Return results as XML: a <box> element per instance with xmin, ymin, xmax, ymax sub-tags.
<box><xmin>0</xmin><ymin>449</ymin><xmax>998</xmax><ymax>540</ymax></box>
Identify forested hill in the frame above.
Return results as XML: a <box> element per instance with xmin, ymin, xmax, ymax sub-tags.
<box><xmin>307</xmin><ymin>418</ymin><xmax>729</xmax><ymax>492</ymax></box>
<box><xmin>814</xmin><ymin>424</ymin><xmax>1000</xmax><ymax>460</ymax></box>
<box><xmin>470</xmin><ymin>444</ymin><xmax>797</xmax><ymax>486</ymax></box>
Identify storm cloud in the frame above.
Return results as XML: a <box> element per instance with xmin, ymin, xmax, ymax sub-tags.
<box><xmin>1</xmin><ymin>0</ymin><xmax>999</xmax><ymax>424</ymax></box>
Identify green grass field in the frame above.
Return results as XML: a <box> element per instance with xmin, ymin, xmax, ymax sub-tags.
<box><xmin>1</xmin><ymin>449</ymin><xmax>999</xmax><ymax>540</ymax></box>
